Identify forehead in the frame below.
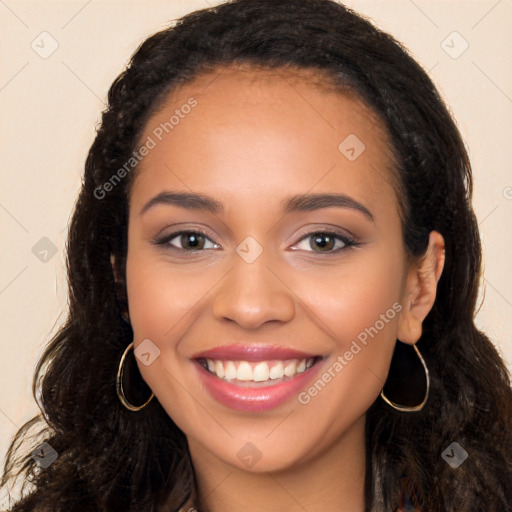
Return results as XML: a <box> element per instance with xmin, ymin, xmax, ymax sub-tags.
<box><xmin>130</xmin><ymin>64</ymin><xmax>398</xmax><ymax>223</ymax></box>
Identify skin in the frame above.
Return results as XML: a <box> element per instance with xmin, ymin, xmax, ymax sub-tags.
<box><xmin>117</xmin><ymin>64</ymin><xmax>445</xmax><ymax>512</ymax></box>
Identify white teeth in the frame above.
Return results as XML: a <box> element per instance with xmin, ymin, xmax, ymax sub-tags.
<box><xmin>269</xmin><ymin>362</ymin><xmax>284</xmax><ymax>380</ymax></box>
<box><xmin>214</xmin><ymin>360</ymin><xmax>225</xmax><ymax>379</ymax></box>
<box><xmin>201</xmin><ymin>357</ymin><xmax>316</xmax><ymax>383</ymax></box>
<box><xmin>283</xmin><ymin>361</ymin><xmax>297</xmax><ymax>377</ymax></box>
<box><xmin>224</xmin><ymin>361</ymin><xmax>237</xmax><ymax>380</ymax></box>
<box><xmin>236</xmin><ymin>362</ymin><xmax>253</xmax><ymax>381</ymax></box>
<box><xmin>253</xmin><ymin>362</ymin><xmax>270</xmax><ymax>382</ymax></box>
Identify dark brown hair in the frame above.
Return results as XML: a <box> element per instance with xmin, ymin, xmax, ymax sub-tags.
<box><xmin>2</xmin><ymin>1</ymin><xmax>511</xmax><ymax>510</ymax></box>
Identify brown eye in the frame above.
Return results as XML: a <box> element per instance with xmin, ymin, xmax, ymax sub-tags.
<box><xmin>154</xmin><ymin>230</ymin><xmax>220</xmax><ymax>252</ymax></box>
<box><xmin>293</xmin><ymin>231</ymin><xmax>358</xmax><ymax>255</ymax></box>
<box><xmin>310</xmin><ymin>233</ymin><xmax>338</xmax><ymax>252</ymax></box>
<box><xmin>177</xmin><ymin>232</ymin><xmax>206</xmax><ymax>250</ymax></box>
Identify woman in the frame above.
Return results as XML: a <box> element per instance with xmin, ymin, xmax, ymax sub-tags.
<box><xmin>2</xmin><ymin>0</ymin><xmax>511</xmax><ymax>511</ymax></box>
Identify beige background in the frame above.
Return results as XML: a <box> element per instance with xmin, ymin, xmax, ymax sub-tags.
<box><xmin>1</xmin><ymin>0</ymin><xmax>511</xmax><ymax>494</ymax></box>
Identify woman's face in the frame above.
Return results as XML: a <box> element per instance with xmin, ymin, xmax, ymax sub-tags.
<box><xmin>124</xmin><ymin>65</ymin><xmax>419</xmax><ymax>472</ymax></box>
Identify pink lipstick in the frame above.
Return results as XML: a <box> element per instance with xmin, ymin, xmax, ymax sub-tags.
<box><xmin>191</xmin><ymin>344</ymin><xmax>325</xmax><ymax>411</ymax></box>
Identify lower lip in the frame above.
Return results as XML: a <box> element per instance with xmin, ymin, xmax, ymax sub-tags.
<box><xmin>194</xmin><ymin>359</ymin><xmax>324</xmax><ymax>412</ymax></box>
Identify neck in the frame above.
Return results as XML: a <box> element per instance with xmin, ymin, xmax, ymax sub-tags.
<box><xmin>185</xmin><ymin>415</ymin><xmax>367</xmax><ymax>512</ymax></box>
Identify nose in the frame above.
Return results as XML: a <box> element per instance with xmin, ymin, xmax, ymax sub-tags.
<box><xmin>211</xmin><ymin>250</ymin><xmax>296</xmax><ymax>330</ymax></box>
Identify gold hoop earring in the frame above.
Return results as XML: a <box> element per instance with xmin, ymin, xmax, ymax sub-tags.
<box><xmin>116</xmin><ymin>342</ymin><xmax>154</xmax><ymax>412</ymax></box>
<box><xmin>380</xmin><ymin>343</ymin><xmax>430</xmax><ymax>412</ymax></box>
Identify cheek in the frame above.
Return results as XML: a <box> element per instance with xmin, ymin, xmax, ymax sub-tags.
<box><xmin>124</xmin><ymin>231</ymin><xmax>212</xmax><ymax>344</ymax></box>
<box><xmin>296</xmin><ymin>246</ymin><xmax>404</xmax><ymax>350</ymax></box>
<box><xmin>126</xmin><ymin>266</ymin><xmax>206</xmax><ymax>362</ymax></box>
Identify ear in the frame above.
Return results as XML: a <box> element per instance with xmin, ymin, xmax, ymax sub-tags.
<box><xmin>397</xmin><ymin>231</ymin><xmax>445</xmax><ymax>344</ymax></box>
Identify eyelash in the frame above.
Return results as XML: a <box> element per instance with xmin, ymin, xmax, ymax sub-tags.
<box><xmin>152</xmin><ymin>229</ymin><xmax>360</xmax><ymax>256</ymax></box>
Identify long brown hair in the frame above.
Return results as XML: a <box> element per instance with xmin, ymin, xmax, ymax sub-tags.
<box><xmin>2</xmin><ymin>1</ymin><xmax>511</xmax><ymax>510</ymax></box>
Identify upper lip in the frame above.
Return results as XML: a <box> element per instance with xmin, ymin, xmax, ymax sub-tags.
<box><xmin>191</xmin><ymin>344</ymin><xmax>321</xmax><ymax>361</ymax></box>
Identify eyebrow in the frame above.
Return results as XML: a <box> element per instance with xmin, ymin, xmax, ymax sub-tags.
<box><xmin>139</xmin><ymin>191</ymin><xmax>375</xmax><ymax>222</ymax></box>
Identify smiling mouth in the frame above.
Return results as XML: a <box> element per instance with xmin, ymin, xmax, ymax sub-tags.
<box><xmin>196</xmin><ymin>356</ymin><xmax>323</xmax><ymax>386</ymax></box>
